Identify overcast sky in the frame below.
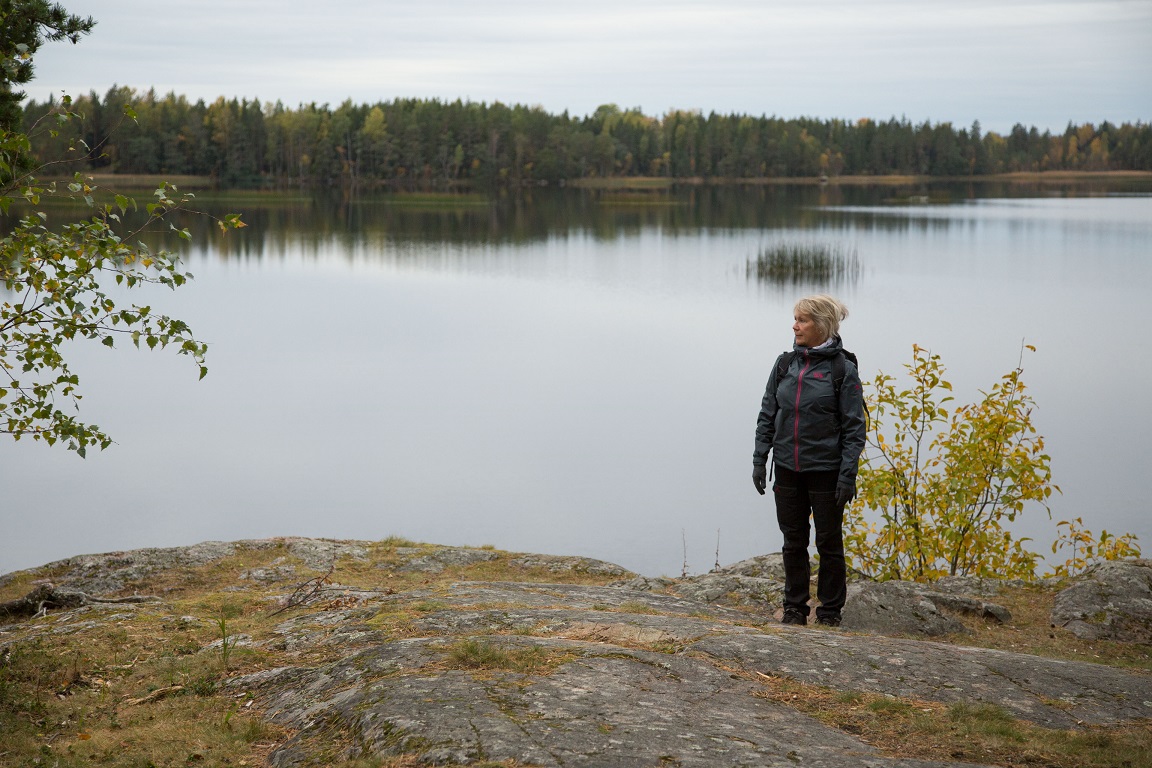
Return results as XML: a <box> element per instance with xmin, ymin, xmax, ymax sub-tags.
<box><xmin>22</xmin><ymin>0</ymin><xmax>1152</xmax><ymax>133</ymax></box>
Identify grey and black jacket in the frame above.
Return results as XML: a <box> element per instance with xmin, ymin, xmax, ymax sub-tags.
<box><xmin>753</xmin><ymin>336</ymin><xmax>867</xmax><ymax>487</ymax></box>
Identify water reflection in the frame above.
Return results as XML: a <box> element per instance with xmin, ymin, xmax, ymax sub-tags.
<box><xmin>10</xmin><ymin>180</ymin><xmax>1151</xmax><ymax>262</ymax></box>
<box><xmin>2</xmin><ymin>182</ymin><xmax>1151</xmax><ymax>579</ymax></box>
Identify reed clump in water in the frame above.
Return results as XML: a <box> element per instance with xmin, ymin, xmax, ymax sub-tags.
<box><xmin>747</xmin><ymin>242</ymin><xmax>860</xmax><ymax>284</ymax></box>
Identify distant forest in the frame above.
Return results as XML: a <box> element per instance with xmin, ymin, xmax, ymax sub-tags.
<box><xmin>21</xmin><ymin>87</ymin><xmax>1152</xmax><ymax>188</ymax></box>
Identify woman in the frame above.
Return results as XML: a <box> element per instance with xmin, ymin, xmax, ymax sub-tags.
<box><xmin>752</xmin><ymin>295</ymin><xmax>866</xmax><ymax>627</ymax></box>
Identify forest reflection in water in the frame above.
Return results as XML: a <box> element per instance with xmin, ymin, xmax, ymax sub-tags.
<box><xmin>16</xmin><ymin>176</ymin><xmax>1148</xmax><ymax>258</ymax></box>
<box><xmin>2</xmin><ymin>180</ymin><xmax>1150</xmax><ymax>578</ymax></box>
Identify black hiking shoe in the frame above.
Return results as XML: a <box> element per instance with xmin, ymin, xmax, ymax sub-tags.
<box><xmin>814</xmin><ymin>614</ymin><xmax>842</xmax><ymax>627</ymax></box>
<box><xmin>781</xmin><ymin>610</ymin><xmax>807</xmax><ymax>626</ymax></box>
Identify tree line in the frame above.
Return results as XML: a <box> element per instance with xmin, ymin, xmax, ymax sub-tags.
<box><xmin>22</xmin><ymin>87</ymin><xmax>1152</xmax><ymax>188</ymax></box>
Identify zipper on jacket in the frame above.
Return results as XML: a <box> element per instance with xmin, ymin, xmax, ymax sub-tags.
<box><xmin>793</xmin><ymin>350</ymin><xmax>811</xmax><ymax>471</ymax></box>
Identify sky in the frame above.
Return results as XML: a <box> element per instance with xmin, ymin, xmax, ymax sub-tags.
<box><xmin>19</xmin><ymin>1</ymin><xmax>1152</xmax><ymax>136</ymax></box>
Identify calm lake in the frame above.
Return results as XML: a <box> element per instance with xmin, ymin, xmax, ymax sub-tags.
<box><xmin>2</xmin><ymin>180</ymin><xmax>1150</xmax><ymax>578</ymax></box>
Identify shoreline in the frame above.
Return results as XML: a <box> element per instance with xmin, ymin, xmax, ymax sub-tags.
<box><xmin>26</xmin><ymin>169</ymin><xmax>1152</xmax><ymax>194</ymax></box>
<box><xmin>570</xmin><ymin>170</ymin><xmax>1152</xmax><ymax>189</ymax></box>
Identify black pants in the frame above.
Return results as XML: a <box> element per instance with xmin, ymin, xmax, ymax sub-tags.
<box><xmin>773</xmin><ymin>465</ymin><xmax>846</xmax><ymax>619</ymax></box>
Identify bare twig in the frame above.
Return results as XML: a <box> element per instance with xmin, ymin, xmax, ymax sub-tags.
<box><xmin>681</xmin><ymin>530</ymin><xmax>690</xmax><ymax>579</ymax></box>
<box><xmin>268</xmin><ymin>568</ymin><xmax>335</xmax><ymax>617</ymax></box>
<box><xmin>125</xmin><ymin>685</ymin><xmax>184</xmax><ymax>705</ymax></box>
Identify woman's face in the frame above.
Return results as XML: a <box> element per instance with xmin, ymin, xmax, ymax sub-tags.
<box><xmin>793</xmin><ymin>312</ymin><xmax>826</xmax><ymax>348</ymax></box>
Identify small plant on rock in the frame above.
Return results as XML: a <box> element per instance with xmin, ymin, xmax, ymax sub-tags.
<box><xmin>1047</xmin><ymin>518</ymin><xmax>1141</xmax><ymax>579</ymax></box>
<box><xmin>215</xmin><ymin>603</ymin><xmax>242</xmax><ymax>671</ymax></box>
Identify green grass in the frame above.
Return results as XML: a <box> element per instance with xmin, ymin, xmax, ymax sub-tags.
<box><xmin>747</xmin><ymin>241</ymin><xmax>860</xmax><ymax>284</ymax></box>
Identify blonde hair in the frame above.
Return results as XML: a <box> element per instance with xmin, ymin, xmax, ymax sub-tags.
<box><xmin>794</xmin><ymin>295</ymin><xmax>849</xmax><ymax>342</ymax></box>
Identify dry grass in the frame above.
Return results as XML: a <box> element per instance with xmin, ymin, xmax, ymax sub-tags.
<box><xmin>0</xmin><ymin>611</ymin><xmax>286</xmax><ymax>768</ymax></box>
<box><xmin>3</xmin><ymin>540</ymin><xmax>1151</xmax><ymax>767</ymax></box>
<box><xmin>440</xmin><ymin>638</ymin><xmax>580</xmax><ymax>675</ymax></box>
<box><xmin>938</xmin><ymin>584</ymin><xmax>1152</xmax><ymax>671</ymax></box>
<box><xmin>0</xmin><ymin>538</ymin><xmax>635</xmax><ymax>767</ymax></box>
<box><xmin>748</xmin><ymin>671</ymin><xmax>1152</xmax><ymax>768</ymax></box>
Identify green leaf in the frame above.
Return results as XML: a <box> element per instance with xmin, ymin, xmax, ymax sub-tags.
<box><xmin>101</xmin><ymin>336</ymin><xmax>114</xmax><ymax>348</ymax></box>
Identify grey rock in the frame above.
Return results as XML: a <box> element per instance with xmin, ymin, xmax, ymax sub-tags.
<box><xmin>633</xmin><ymin>554</ymin><xmax>791</xmax><ymax>613</ymax></box>
<box><xmin>202</xmin><ymin>633</ymin><xmax>253</xmax><ymax>651</ymax></box>
<box><xmin>280</xmin><ymin>539</ymin><xmax>370</xmax><ymax>570</ymax></box>
<box><xmin>218</xmin><ymin>578</ymin><xmax>1152</xmax><ymax>768</ymax></box>
<box><xmin>230</xmin><ymin>635</ymin><xmax>989</xmax><ymax>768</ymax></box>
<box><xmin>603</xmin><ymin>554</ymin><xmax>1022</xmax><ymax>629</ymax></box>
<box><xmin>843</xmin><ymin>581</ymin><xmax>969</xmax><ymax>636</ymax></box>
<box><xmin>678</xmin><ymin>556</ymin><xmax>1010</xmax><ymax>626</ymax></box>
<box><xmin>1051</xmin><ymin>559</ymin><xmax>1152</xmax><ymax>642</ymax></box>
<box><xmin>6</xmin><ymin>540</ymin><xmax>1152</xmax><ymax>768</ymax></box>
<box><xmin>843</xmin><ymin>581</ymin><xmax>1014</xmax><ymax>635</ymax></box>
<box><xmin>608</xmin><ymin>575</ymin><xmax>675</xmax><ymax>591</ymax></box>
<box><xmin>432</xmin><ymin>581</ymin><xmax>761</xmax><ymax>623</ymax></box>
<box><xmin>671</xmin><ymin>574</ymin><xmax>783</xmax><ymax>609</ymax></box>
<box><xmin>392</xmin><ymin>546</ymin><xmax>501</xmax><ymax>573</ymax></box>
<box><xmin>16</xmin><ymin>541</ymin><xmax>243</xmax><ymax>594</ymax></box>
<box><xmin>240</xmin><ymin>560</ymin><xmax>299</xmax><ymax>583</ymax></box>
<box><xmin>505</xmin><ymin>553</ymin><xmax>633</xmax><ymax>577</ymax></box>
<box><xmin>931</xmin><ymin>576</ymin><xmax>1017</xmax><ymax>597</ymax></box>
<box><xmin>690</xmin><ymin>627</ymin><xmax>1152</xmax><ymax>729</ymax></box>
<box><xmin>926</xmin><ymin>593</ymin><xmax>1012</xmax><ymax>624</ymax></box>
<box><xmin>2</xmin><ymin>537</ymin><xmax>371</xmax><ymax>596</ymax></box>
<box><xmin>270</xmin><ymin>607</ymin><xmax>385</xmax><ymax>652</ymax></box>
<box><xmin>413</xmin><ymin>607</ymin><xmax>738</xmax><ymax>645</ymax></box>
<box><xmin>257</xmin><ymin>581</ymin><xmax>1152</xmax><ymax>731</ymax></box>
<box><xmin>709</xmin><ymin>552</ymin><xmax>790</xmax><ymax>580</ymax></box>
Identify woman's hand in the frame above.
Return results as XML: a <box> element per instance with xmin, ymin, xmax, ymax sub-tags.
<box><xmin>753</xmin><ymin>465</ymin><xmax>767</xmax><ymax>495</ymax></box>
<box><xmin>836</xmin><ymin>482</ymin><xmax>856</xmax><ymax>507</ymax></box>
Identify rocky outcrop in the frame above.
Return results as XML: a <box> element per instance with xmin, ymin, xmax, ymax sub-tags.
<box><xmin>667</xmin><ymin>553</ymin><xmax>787</xmax><ymax>608</ymax></box>
<box><xmin>219</xmin><ymin>579</ymin><xmax>1152</xmax><ymax>767</ymax></box>
<box><xmin>505</xmin><ymin>552</ymin><xmax>632</xmax><ymax>578</ymax></box>
<box><xmin>618</xmin><ymin>554</ymin><xmax>1015</xmax><ymax>638</ymax></box>
<box><xmin>3</xmin><ymin>541</ymin><xmax>1151</xmax><ymax>768</ymax></box>
<box><xmin>1</xmin><ymin>538</ymin><xmax>372</xmax><ymax>594</ymax></box>
<box><xmin>842</xmin><ymin>581</ymin><xmax>1013</xmax><ymax>636</ymax></box>
<box><xmin>1051</xmin><ymin>559</ymin><xmax>1152</xmax><ymax>642</ymax></box>
<box><xmin>236</xmin><ymin>635</ymin><xmax>985</xmax><ymax>768</ymax></box>
<box><xmin>392</xmin><ymin>546</ymin><xmax>501</xmax><ymax>572</ymax></box>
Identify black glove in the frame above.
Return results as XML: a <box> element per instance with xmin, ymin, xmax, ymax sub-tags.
<box><xmin>836</xmin><ymin>482</ymin><xmax>856</xmax><ymax>508</ymax></box>
<box><xmin>753</xmin><ymin>465</ymin><xmax>767</xmax><ymax>495</ymax></box>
